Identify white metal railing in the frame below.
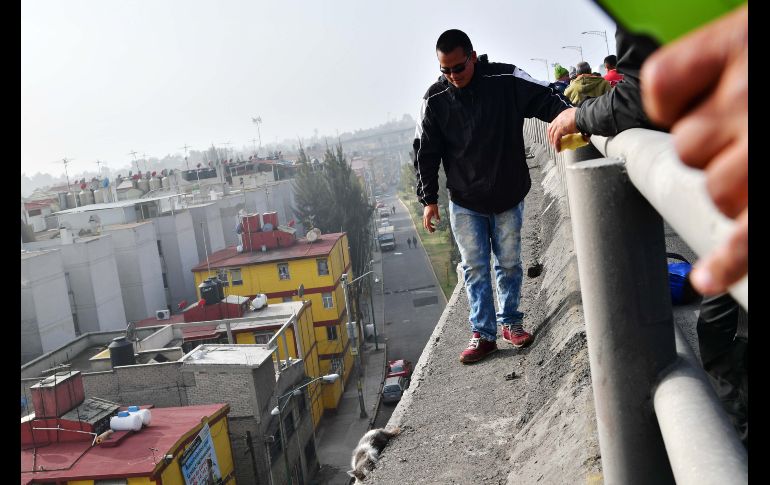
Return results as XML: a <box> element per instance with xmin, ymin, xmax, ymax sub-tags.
<box><xmin>523</xmin><ymin>121</ymin><xmax>748</xmax><ymax>485</ymax></box>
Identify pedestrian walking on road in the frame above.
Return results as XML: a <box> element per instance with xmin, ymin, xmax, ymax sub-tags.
<box><xmin>407</xmin><ymin>237</ymin><xmax>412</xmax><ymax>249</ymax></box>
<box><xmin>414</xmin><ymin>29</ymin><xmax>570</xmax><ymax>364</ymax></box>
<box><xmin>391</xmin><ymin>205</ymin><xmax>396</xmax><ymax>214</ymax></box>
<box><xmin>412</xmin><ymin>236</ymin><xmax>418</xmax><ymax>248</ymax></box>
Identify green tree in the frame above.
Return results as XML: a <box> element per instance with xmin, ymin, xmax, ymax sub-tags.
<box><xmin>293</xmin><ymin>141</ymin><xmax>373</xmax><ymax>284</ymax></box>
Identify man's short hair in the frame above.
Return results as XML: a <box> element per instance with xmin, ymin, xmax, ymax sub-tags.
<box><xmin>604</xmin><ymin>55</ymin><xmax>617</xmax><ymax>68</ymax></box>
<box><xmin>436</xmin><ymin>29</ymin><xmax>473</xmax><ymax>56</ymax></box>
<box><xmin>576</xmin><ymin>61</ymin><xmax>592</xmax><ymax>75</ymax></box>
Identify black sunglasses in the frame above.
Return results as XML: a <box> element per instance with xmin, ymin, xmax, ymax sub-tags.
<box><xmin>439</xmin><ymin>55</ymin><xmax>471</xmax><ymax>74</ymax></box>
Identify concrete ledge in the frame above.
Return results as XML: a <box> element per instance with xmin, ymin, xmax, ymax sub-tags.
<box><xmin>369</xmin><ymin>146</ymin><xmax>601</xmax><ymax>484</ymax></box>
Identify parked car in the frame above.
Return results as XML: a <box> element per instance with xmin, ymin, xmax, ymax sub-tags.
<box><xmin>382</xmin><ymin>376</ymin><xmax>408</xmax><ymax>404</ymax></box>
<box><xmin>387</xmin><ymin>359</ymin><xmax>413</xmax><ymax>380</ymax></box>
<box><xmin>376</xmin><ymin>202</ymin><xmax>385</xmax><ymax>209</ymax></box>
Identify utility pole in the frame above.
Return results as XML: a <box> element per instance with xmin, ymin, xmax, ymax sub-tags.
<box><xmin>251</xmin><ymin>116</ymin><xmax>262</xmax><ymax>156</ymax></box>
<box><xmin>57</xmin><ymin>157</ymin><xmax>74</xmax><ymax>192</ymax></box>
<box><xmin>250</xmin><ymin>138</ymin><xmax>258</xmax><ymax>158</ymax></box>
<box><xmin>128</xmin><ymin>150</ymin><xmax>140</xmax><ymax>173</ymax></box>
<box><xmin>179</xmin><ymin>143</ymin><xmax>192</xmax><ymax>170</ymax></box>
<box><xmin>342</xmin><ymin>273</ymin><xmax>368</xmax><ymax>418</ymax></box>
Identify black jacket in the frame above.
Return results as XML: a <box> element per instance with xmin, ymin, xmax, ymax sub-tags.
<box><xmin>575</xmin><ymin>27</ymin><xmax>662</xmax><ymax>135</ymax></box>
<box><xmin>413</xmin><ymin>59</ymin><xmax>571</xmax><ymax>214</ymax></box>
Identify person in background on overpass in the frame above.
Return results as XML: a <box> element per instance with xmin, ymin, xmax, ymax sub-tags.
<box><xmin>414</xmin><ymin>29</ymin><xmax>571</xmax><ymax>364</ymax></box>
<box><xmin>563</xmin><ymin>61</ymin><xmax>612</xmax><ymax>106</ymax></box>
<box><xmin>550</xmin><ymin>64</ymin><xmax>571</xmax><ymax>95</ymax></box>
<box><xmin>412</xmin><ymin>236</ymin><xmax>418</xmax><ymax>248</ymax></box>
<box><xmin>407</xmin><ymin>237</ymin><xmax>412</xmax><ymax>249</ymax></box>
<box><xmin>603</xmin><ymin>54</ymin><xmax>624</xmax><ymax>87</ymax></box>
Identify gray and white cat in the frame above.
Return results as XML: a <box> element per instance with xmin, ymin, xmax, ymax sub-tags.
<box><xmin>347</xmin><ymin>427</ymin><xmax>401</xmax><ymax>484</ymax></box>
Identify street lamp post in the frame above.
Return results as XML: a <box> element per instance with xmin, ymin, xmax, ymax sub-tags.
<box><xmin>582</xmin><ymin>30</ymin><xmax>610</xmax><ymax>57</ymax></box>
<box><xmin>561</xmin><ymin>45</ymin><xmax>584</xmax><ymax>62</ymax></box>
<box><xmin>529</xmin><ymin>58</ymin><xmax>550</xmax><ymax>82</ymax></box>
<box><xmin>271</xmin><ymin>374</ymin><xmax>339</xmax><ymax>485</ymax></box>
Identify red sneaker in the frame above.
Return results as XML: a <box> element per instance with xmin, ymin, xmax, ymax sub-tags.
<box><xmin>502</xmin><ymin>325</ymin><xmax>534</xmax><ymax>348</ymax></box>
<box><xmin>460</xmin><ymin>332</ymin><xmax>498</xmax><ymax>364</ymax></box>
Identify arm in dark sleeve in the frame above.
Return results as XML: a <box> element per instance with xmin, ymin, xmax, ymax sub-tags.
<box><xmin>514</xmin><ymin>67</ymin><xmax>573</xmax><ymax>122</ymax></box>
<box><xmin>413</xmin><ymin>97</ymin><xmax>443</xmax><ymax>206</ymax></box>
<box><xmin>575</xmin><ymin>27</ymin><xmax>662</xmax><ymax>136</ymax></box>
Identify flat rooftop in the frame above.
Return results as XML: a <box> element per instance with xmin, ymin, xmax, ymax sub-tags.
<box><xmin>181</xmin><ymin>344</ymin><xmax>273</xmax><ymax>367</ymax></box>
<box><xmin>53</xmin><ymin>193</ymin><xmax>183</xmax><ymax>215</ymax></box>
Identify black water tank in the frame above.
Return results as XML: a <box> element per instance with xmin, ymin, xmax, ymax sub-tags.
<box><xmin>199</xmin><ymin>278</ymin><xmax>219</xmax><ymax>305</ymax></box>
<box><xmin>213</xmin><ymin>277</ymin><xmax>225</xmax><ymax>300</ymax></box>
<box><xmin>108</xmin><ymin>336</ymin><xmax>136</xmax><ymax>367</ymax></box>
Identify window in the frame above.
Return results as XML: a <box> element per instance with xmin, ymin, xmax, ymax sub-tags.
<box><xmin>278</xmin><ymin>263</ymin><xmax>290</xmax><ymax>280</ymax></box>
<box><xmin>296</xmin><ymin>389</ymin><xmax>307</xmax><ymax>415</ymax></box>
<box><xmin>217</xmin><ymin>269</ymin><xmax>229</xmax><ymax>287</ymax></box>
<box><xmin>317</xmin><ymin>258</ymin><xmax>329</xmax><ymax>276</ymax></box>
<box><xmin>322</xmin><ymin>292</ymin><xmax>333</xmax><ymax>309</ymax></box>
<box><xmin>254</xmin><ymin>332</ymin><xmax>272</xmax><ymax>344</ymax></box>
<box><xmin>156</xmin><ymin>240</ymin><xmax>163</xmax><ymax>256</ymax></box>
<box><xmin>230</xmin><ymin>268</ymin><xmax>243</xmax><ymax>286</ymax></box>
<box><xmin>162</xmin><ymin>273</ymin><xmax>169</xmax><ymax>289</ymax></box>
<box><xmin>28</xmin><ymin>208</ymin><xmax>42</xmax><ymax>217</ymax></box>
<box><xmin>326</xmin><ymin>326</ymin><xmax>338</xmax><ymax>341</ymax></box>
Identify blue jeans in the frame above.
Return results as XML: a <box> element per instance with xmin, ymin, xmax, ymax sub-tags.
<box><xmin>449</xmin><ymin>200</ymin><xmax>525</xmax><ymax>342</ymax></box>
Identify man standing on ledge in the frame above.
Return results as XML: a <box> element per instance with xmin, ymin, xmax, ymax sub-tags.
<box><xmin>414</xmin><ymin>29</ymin><xmax>571</xmax><ymax>364</ymax></box>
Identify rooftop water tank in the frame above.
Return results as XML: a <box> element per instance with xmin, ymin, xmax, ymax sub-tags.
<box><xmin>58</xmin><ymin>192</ymin><xmax>68</xmax><ymax>210</ymax></box>
<box><xmin>161</xmin><ymin>176</ymin><xmax>170</xmax><ymax>188</ymax></box>
<box><xmin>137</xmin><ymin>179</ymin><xmax>150</xmax><ymax>193</ymax></box>
<box><xmin>66</xmin><ymin>192</ymin><xmax>77</xmax><ymax>209</ymax></box>
<box><xmin>149</xmin><ymin>177</ymin><xmax>161</xmax><ymax>191</ymax></box>
<box><xmin>79</xmin><ymin>189</ymin><xmax>94</xmax><ymax>206</ymax></box>
<box><xmin>198</xmin><ymin>278</ymin><xmax>220</xmax><ymax>305</ymax></box>
<box><xmin>93</xmin><ymin>188</ymin><xmax>105</xmax><ymax>204</ymax></box>
<box><xmin>108</xmin><ymin>336</ymin><xmax>136</xmax><ymax>367</ymax></box>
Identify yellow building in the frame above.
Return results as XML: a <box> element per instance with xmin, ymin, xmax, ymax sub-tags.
<box><xmin>192</xmin><ymin>232</ymin><xmax>355</xmax><ymax>411</ymax></box>
<box><xmin>21</xmin><ymin>403</ymin><xmax>235</xmax><ymax>485</ymax></box>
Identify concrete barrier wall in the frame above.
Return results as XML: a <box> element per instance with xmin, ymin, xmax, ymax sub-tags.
<box><xmin>369</xmin><ymin>139</ymin><xmax>602</xmax><ymax>483</ymax></box>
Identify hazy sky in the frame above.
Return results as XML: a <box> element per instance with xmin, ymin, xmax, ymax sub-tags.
<box><xmin>21</xmin><ymin>0</ymin><xmax>616</xmax><ymax>177</ymax></box>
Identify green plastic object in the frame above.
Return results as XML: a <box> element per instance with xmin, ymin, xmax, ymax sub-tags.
<box><xmin>597</xmin><ymin>0</ymin><xmax>746</xmax><ymax>44</ymax></box>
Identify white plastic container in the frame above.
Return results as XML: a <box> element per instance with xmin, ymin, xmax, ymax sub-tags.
<box><xmin>127</xmin><ymin>406</ymin><xmax>152</xmax><ymax>426</ymax></box>
<box><xmin>110</xmin><ymin>411</ymin><xmax>142</xmax><ymax>431</ymax></box>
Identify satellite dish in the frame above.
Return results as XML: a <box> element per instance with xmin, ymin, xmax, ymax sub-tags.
<box><xmin>298</xmin><ymin>284</ymin><xmax>305</xmax><ymax>298</ymax></box>
<box><xmin>306</xmin><ymin>230</ymin><xmax>318</xmax><ymax>242</ymax></box>
<box><xmin>312</xmin><ymin>228</ymin><xmax>322</xmax><ymax>237</ymax></box>
<box><xmin>236</xmin><ymin>244</ymin><xmax>244</xmax><ymax>253</ymax></box>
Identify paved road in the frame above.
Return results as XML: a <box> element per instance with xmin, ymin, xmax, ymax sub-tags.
<box><xmin>373</xmin><ymin>191</ymin><xmax>447</xmax><ymax>427</ymax></box>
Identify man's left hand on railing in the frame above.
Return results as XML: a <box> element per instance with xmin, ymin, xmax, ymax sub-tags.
<box><xmin>547</xmin><ymin>107</ymin><xmax>578</xmax><ymax>152</ymax></box>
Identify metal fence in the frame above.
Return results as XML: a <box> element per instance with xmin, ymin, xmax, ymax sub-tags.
<box><xmin>523</xmin><ymin>121</ymin><xmax>748</xmax><ymax>484</ymax></box>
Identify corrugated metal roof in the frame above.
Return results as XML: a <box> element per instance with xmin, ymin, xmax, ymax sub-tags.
<box><xmin>191</xmin><ymin>232</ymin><xmax>344</xmax><ymax>271</ymax></box>
<box><xmin>21</xmin><ymin>403</ymin><xmax>229</xmax><ymax>483</ymax></box>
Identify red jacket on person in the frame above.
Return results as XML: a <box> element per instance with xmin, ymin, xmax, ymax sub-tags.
<box><xmin>604</xmin><ymin>68</ymin><xmax>624</xmax><ymax>87</ymax></box>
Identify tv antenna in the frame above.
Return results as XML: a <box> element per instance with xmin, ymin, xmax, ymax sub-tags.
<box><xmin>128</xmin><ymin>150</ymin><xmax>140</xmax><ymax>173</ymax></box>
<box><xmin>251</xmin><ymin>116</ymin><xmax>262</xmax><ymax>156</ymax></box>
<box><xmin>179</xmin><ymin>143</ymin><xmax>192</xmax><ymax>170</ymax></box>
<box><xmin>50</xmin><ymin>157</ymin><xmax>75</xmax><ymax>191</ymax></box>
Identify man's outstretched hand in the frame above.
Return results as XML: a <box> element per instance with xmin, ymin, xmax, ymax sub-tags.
<box><xmin>641</xmin><ymin>5</ymin><xmax>748</xmax><ymax>296</ymax></box>
<box><xmin>547</xmin><ymin>107</ymin><xmax>578</xmax><ymax>152</ymax></box>
<box><xmin>423</xmin><ymin>204</ymin><xmax>440</xmax><ymax>233</ymax></box>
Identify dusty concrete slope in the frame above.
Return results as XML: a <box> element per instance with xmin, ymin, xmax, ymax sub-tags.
<box><xmin>368</xmin><ymin>144</ymin><xmax>602</xmax><ymax>484</ymax></box>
